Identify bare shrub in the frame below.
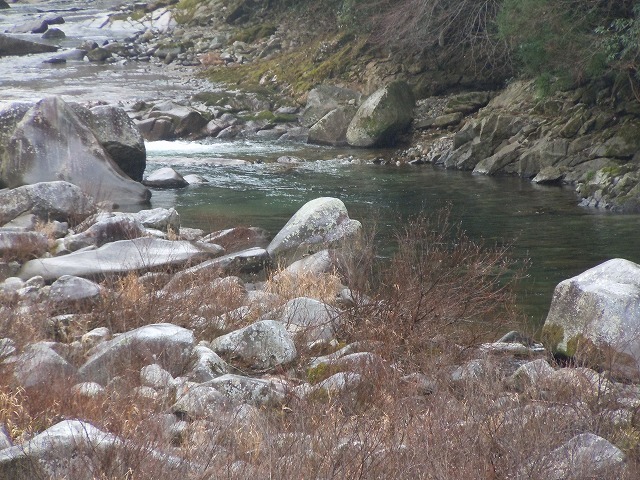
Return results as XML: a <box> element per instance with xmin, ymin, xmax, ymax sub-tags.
<box><xmin>347</xmin><ymin>207</ymin><xmax>523</xmax><ymax>372</ymax></box>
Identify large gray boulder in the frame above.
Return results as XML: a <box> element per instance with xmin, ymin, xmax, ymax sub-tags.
<box><xmin>0</xmin><ymin>420</ymin><xmax>122</xmax><ymax>480</ymax></box>
<box><xmin>346</xmin><ymin>81</ymin><xmax>415</xmax><ymax>147</ymax></box>
<box><xmin>71</xmin><ymin>104</ymin><xmax>146</xmax><ymax>182</ymax></box>
<box><xmin>210</xmin><ymin>320</ymin><xmax>297</xmax><ymax>370</ymax></box>
<box><xmin>7</xmin><ymin>342</ymin><xmax>78</xmax><ymax>390</ymax></box>
<box><xmin>78</xmin><ymin>323</ymin><xmax>195</xmax><ymax>385</ymax></box>
<box><xmin>2</xmin><ymin>97</ymin><xmax>150</xmax><ymax>206</ymax></box>
<box><xmin>307</xmin><ymin>105</ymin><xmax>357</xmax><ymax>146</ymax></box>
<box><xmin>529</xmin><ymin>433</ymin><xmax>626</xmax><ymax>480</ymax></box>
<box><xmin>542</xmin><ymin>258</ymin><xmax>640</xmax><ymax>380</ymax></box>
<box><xmin>0</xmin><ymin>181</ymin><xmax>95</xmax><ymax>225</ymax></box>
<box><xmin>267</xmin><ymin>197</ymin><xmax>361</xmax><ymax>263</ymax></box>
<box><xmin>300</xmin><ymin>84</ymin><xmax>362</xmax><ymax>128</ymax></box>
<box><xmin>19</xmin><ymin>237</ymin><xmax>221</xmax><ymax>281</ymax></box>
<box><xmin>206</xmin><ymin>374</ymin><xmax>286</xmax><ymax>407</ymax></box>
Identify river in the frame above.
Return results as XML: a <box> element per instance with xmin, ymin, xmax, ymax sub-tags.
<box><xmin>3</xmin><ymin>1</ymin><xmax>640</xmax><ymax>329</ymax></box>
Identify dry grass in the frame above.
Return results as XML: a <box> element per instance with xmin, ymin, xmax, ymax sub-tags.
<box><xmin>1</xmin><ymin>209</ymin><xmax>639</xmax><ymax>478</ymax></box>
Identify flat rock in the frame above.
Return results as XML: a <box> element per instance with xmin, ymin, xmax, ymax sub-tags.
<box><xmin>143</xmin><ymin>167</ymin><xmax>189</xmax><ymax>188</ymax></box>
<box><xmin>78</xmin><ymin>323</ymin><xmax>195</xmax><ymax>385</ymax></box>
<box><xmin>19</xmin><ymin>237</ymin><xmax>221</xmax><ymax>281</ymax></box>
<box><xmin>0</xmin><ymin>33</ymin><xmax>58</xmax><ymax>56</ymax></box>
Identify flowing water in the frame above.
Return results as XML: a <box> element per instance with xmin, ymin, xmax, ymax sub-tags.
<box><xmin>3</xmin><ymin>1</ymin><xmax>640</xmax><ymax>329</ymax></box>
<box><xmin>145</xmin><ymin>140</ymin><xmax>640</xmax><ymax>327</ymax></box>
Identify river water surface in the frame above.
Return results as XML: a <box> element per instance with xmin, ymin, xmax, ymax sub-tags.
<box><xmin>3</xmin><ymin>1</ymin><xmax>640</xmax><ymax>328</ymax></box>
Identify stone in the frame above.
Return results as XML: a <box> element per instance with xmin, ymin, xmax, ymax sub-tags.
<box><xmin>188</xmin><ymin>345</ymin><xmax>229</xmax><ymax>382</ymax></box>
<box><xmin>49</xmin><ymin>275</ymin><xmax>102</xmax><ymax>306</ymax></box>
<box><xmin>206</xmin><ymin>374</ymin><xmax>286</xmax><ymax>406</ymax></box>
<box><xmin>203</xmin><ymin>226</ymin><xmax>270</xmax><ymax>251</ymax></box>
<box><xmin>510</xmin><ymin>359</ymin><xmax>555</xmax><ymax>391</ymax></box>
<box><xmin>0</xmin><ymin>420</ymin><xmax>123</xmax><ymax>479</ymax></box>
<box><xmin>267</xmin><ymin>197</ymin><xmax>361</xmax><ymax>263</ymax></box>
<box><xmin>19</xmin><ymin>237</ymin><xmax>221</xmax><ymax>282</ymax></box>
<box><xmin>78</xmin><ymin>323</ymin><xmax>195</xmax><ymax>385</ymax></box>
<box><xmin>172</xmin><ymin>383</ymin><xmax>227</xmax><ymax>419</ymax></box>
<box><xmin>528</xmin><ymin>433</ymin><xmax>625</xmax><ymax>480</ymax></box>
<box><xmin>444</xmin><ymin>91</ymin><xmax>492</xmax><ymax>114</ymax></box>
<box><xmin>210</xmin><ymin>320</ymin><xmax>297</xmax><ymax>370</ymax></box>
<box><xmin>542</xmin><ymin>258</ymin><xmax>640</xmax><ymax>380</ymax></box>
<box><xmin>273</xmin><ymin>297</ymin><xmax>342</xmax><ymax>344</ymax></box>
<box><xmin>148</xmin><ymin>103</ymin><xmax>208</xmax><ymax>138</ymax></box>
<box><xmin>143</xmin><ymin>167</ymin><xmax>189</xmax><ymax>188</ymax></box>
<box><xmin>310</xmin><ymin>372</ymin><xmax>363</xmax><ymax>397</ymax></box>
<box><xmin>0</xmin><ymin>231</ymin><xmax>49</xmax><ymax>260</ymax></box>
<box><xmin>135</xmin><ymin>117</ymin><xmax>175</xmax><ymax>141</ymax></box>
<box><xmin>0</xmin><ymin>181</ymin><xmax>95</xmax><ymax>225</ymax></box>
<box><xmin>300</xmin><ymin>84</ymin><xmax>362</xmax><ymax>128</ymax></box>
<box><xmin>0</xmin><ymin>34</ymin><xmax>58</xmax><ymax>56</ymax></box>
<box><xmin>308</xmin><ymin>106</ymin><xmax>357</xmax><ymax>146</ymax></box>
<box><xmin>42</xmin><ymin>28</ymin><xmax>65</xmax><ymax>40</ymax></box>
<box><xmin>86</xmin><ymin>105</ymin><xmax>146</xmax><ymax>182</ymax></box>
<box><xmin>196</xmin><ymin>247</ymin><xmax>270</xmax><ymax>275</ymax></box>
<box><xmin>415</xmin><ymin>112</ymin><xmax>463</xmax><ymax>130</ymax></box>
<box><xmin>532</xmin><ymin>166</ymin><xmax>565</xmax><ymax>184</ymax></box>
<box><xmin>7</xmin><ymin>342</ymin><xmax>77</xmax><ymax>390</ymax></box>
<box><xmin>2</xmin><ymin>97</ymin><xmax>150</xmax><ymax>206</ymax></box>
<box><xmin>346</xmin><ymin>81</ymin><xmax>415</xmax><ymax>147</ymax></box>
<box><xmin>86</xmin><ymin>47</ymin><xmax>111</xmax><ymax>62</ymax></box>
<box><xmin>140</xmin><ymin>363</ymin><xmax>175</xmax><ymax>389</ymax></box>
<box><xmin>63</xmin><ymin>215</ymin><xmax>146</xmax><ymax>251</ymax></box>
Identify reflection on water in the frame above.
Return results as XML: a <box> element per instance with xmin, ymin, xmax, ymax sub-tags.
<box><xmin>146</xmin><ymin>140</ymin><xmax>640</xmax><ymax>328</ymax></box>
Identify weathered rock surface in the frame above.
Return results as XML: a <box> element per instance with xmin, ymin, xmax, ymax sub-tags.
<box><xmin>530</xmin><ymin>433</ymin><xmax>626</xmax><ymax>480</ymax></box>
<box><xmin>0</xmin><ymin>33</ymin><xmax>58</xmax><ymax>56</ymax></box>
<box><xmin>273</xmin><ymin>297</ymin><xmax>342</xmax><ymax>344</ymax></box>
<box><xmin>543</xmin><ymin>258</ymin><xmax>640</xmax><ymax>380</ymax></box>
<box><xmin>267</xmin><ymin>197</ymin><xmax>361</xmax><ymax>263</ymax></box>
<box><xmin>78</xmin><ymin>104</ymin><xmax>146</xmax><ymax>182</ymax></box>
<box><xmin>7</xmin><ymin>342</ymin><xmax>78</xmax><ymax>390</ymax></box>
<box><xmin>143</xmin><ymin>167</ymin><xmax>189</xmax><ymax>188</ymax></box>
<box><xmin>308</xmin><ymin>105</ymin><xmax>357</xmax><ymax>146</ymax></box>
<box><xmin>346</xmin><ymin>81</ymin><xmax>415</xmax><ymax>147</ymax></box>
<box><xmin>210</xmin><ymin>320</ymin><xmax>297</xmax><ymax>370</ymax></box>
<box><xmin>19</xmin><ymin>237</ymin><xmax>221</xmax><ymax>281</ymax></box>
<box><xmin>206</xmin><ymin>373</ymin><xmax>286</xmax><ymax>406</ymax></box>
<box><xmin>2</xmin><ymin>97</ymin><xmax>150</xmax><ymax>205</ymax></box>
<box><xmin>0</xmin><ymin>231</ymin><xmax>49</xmax><ymax>260</ymax></box>
<box><xmin>300</xmin><ymin>84</ymin><xmax>362</xmax><ymax>128</ymax></box>
<box><xmin>0</xmin><ymin>181</ymin><xmax>95</xmax><ymax>225</ymax></box>
<box><xmin>78</xmin><ymin>323</ymin><xmax>195</xmax><ymax>385</ymax></box>
<box><xmin>49</xmin><ymin>275</ymin><xmax>103</xmax><ymax>305</ymax></box>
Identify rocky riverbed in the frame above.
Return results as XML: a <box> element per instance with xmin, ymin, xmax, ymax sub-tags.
<box><xmin>3</xmin><ymin>0</ymin><xmax>640</xmax><ymax>477</ymax></box>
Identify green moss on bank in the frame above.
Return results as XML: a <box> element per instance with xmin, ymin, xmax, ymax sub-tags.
<box><xmin>202</xmin><ymin>33</ymin><xmax>370</xmax><ymax>97</ymax></box>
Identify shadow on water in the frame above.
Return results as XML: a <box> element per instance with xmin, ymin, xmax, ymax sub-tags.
<box><xmin>146</xmin><ymin>139</ymin><xmax>640</xmax><ymax>328</ymax></box>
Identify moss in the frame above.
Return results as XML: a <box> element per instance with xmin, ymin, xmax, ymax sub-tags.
<box><xmin>306</xmin><ymin>363</ymin><xmax>329</xmax><ymax>384</ymax></box>
<box><xmin>202</xmin><ymin>32</ymin><xmax>370</xmax><ymax>97</ymax></box>
<box><xmin>540</xmin><ymin>323</ymin><xmax>564</xmax><ymax>353</ymax></box>
<box><xmin>231</xmin><ymin>24</ymin><xmax>277</xmax><ymax>43</ymax></box>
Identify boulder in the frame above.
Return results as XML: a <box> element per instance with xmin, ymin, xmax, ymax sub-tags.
<box><xmin>267</xmin><ymin>197</ymin><xmax>361</xmax><ymax>263</ymax></box>
<box><xmin>300</xmin><ymin>84</ymin><xmax>362</xmax><ymax>128</ymax></box>
<box><xmin>206</xmin><ymin>374</ymin><xmax>286</xmax><ymax>406</ymax></box>
<box><xmin>49</xmin><ymin>275</ymin><xmax>102</xmax><ymax>306</ymax></box>
<box><xmin>196</xmin><ymin>247</ymin><xmax>271</xmax><ymax>275</ymax></box>
<box><xmin>0</xmin><ymin>181</ymin><xmax>95</xmax><ymax>225</ymax></box>
<box><xmin>62</xmin><ymin>215</ymin><xmax>146</xmax><ymax>251</ymax></box>
<box><xmin>172</xmin><ymin>383</ymin><xmax>227</xmax><ymax>419</ymax></box>
<box><xmin>19</xmin><ymin>237</ymin><xmax>221</xmax><ymax>281</ymax></box>
<box><xmin>529</xmin><ymin>433</ymin><xmax>625</xmax><ymax>480</ymax></box>
<box><xmin>203</xmin><ymin>226</ymin><xmax>270</xmax><ymax>251</ymax></box>
<box><xmin>135</xmin><ymin>117</ymin><xmax>175</xmax><ymax>141</ymax></box>
<box><xmin>143</xmin><ymin>167</ymin><xmax>189</xmax><ymax>188</ymax></box>
<box><xmin>78</xmin><ymin>323</ymin><xmax>195</xmax><ymax>386</ymax></box>
<box><xmin>7</xmin><ymin>342</ymin><xmax>77</xmax><ymax>390</ymax></box>
<box><xmin>274</xmin><ymin>297</ymin><xmax>342</xmax><ymax>344</ymax></box>
<box><xmin>2</xmin><ymin>97</ymin><xmax>150</xmax><ymax>206</ymax></box>
<box><xmin>210</xmin><ymin>320</ymin><xmax>297</xmax><ymax>370</ymax></box>
<box><xmin>188</xmin><ymin>345</ymin><xmax>229</xmax><ymax>382</ymax></box>
<box><xmin>542</xmin><ymin>258</ymin><xmax>640</xmax><ymax>380</ymax></box>
<box><xmin>148</xmin><ymin>102</ymin><xmax>208</xmax><ymax>138</ymax></box>
<box><xmin>346</xmin><ymin>81</ymin><xmax>415</xmax><ymax>147</ymax></box>
<box><xmin>308</xmin><ymin>106</ymin><xmax>357</xmax><ymax>146</ymax></box>
<box><xmin>0</xmin><ymin>34</ymin><xmax>58</xmax><ymax>56</ymax></box>
<box><xmin>85</xmin><ymin>105</ymin><xmax>146</xmax><ymax>182</ymax></box>
<box><xmin>0</xmin><ymin>420</ymin><xmax>123</xmax><ymax>480</ymax></box>
<box><xmin>42</xmin><ymin>28</ymin><xmax>65</xmax><ymax>40</ymax></box>
<box><xmin>0</xmin><ymin>231</ymin><xmax>49</xmax><ymax>260</ymax></box>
